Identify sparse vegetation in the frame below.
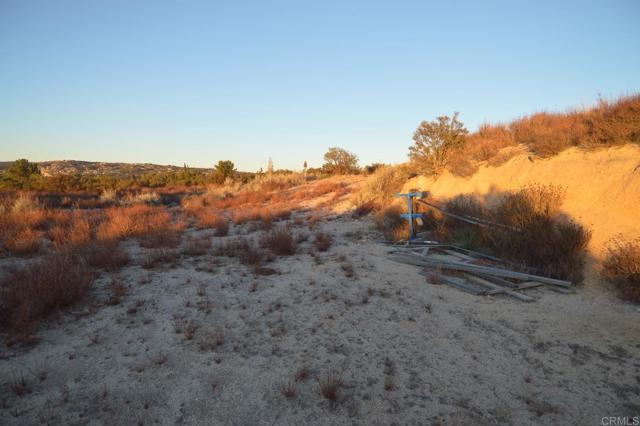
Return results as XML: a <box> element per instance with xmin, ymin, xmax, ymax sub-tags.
<box><xmin>374</xmin><ymin>206</ymin><xmax>408</xmax><ymax>241</ymax></box>
<box><xmin>261</xmin><ymin>226</ymin><xmax>297</xmax><ymax>256</ymax></box>
<box><xmin>279</xmin><ymin>381</ymin><xmax>297</xmax><ymax>399</ymax></box>
<box><xmin>318</xmin><ymin>371</ymin><xmax>343</xmax><ymax>402</ymax></box>
<box><xmin>425</xmin><ymin>185</ymin><xmax>592</xmax><ymax>283</ymax></box>
<box><xmin>603</xmin><ymin>237</ymin><xmax>640</xmax><ymax>303</ymax></box>
<box><xmin>0</xmin><ymin>252</ymin><xmax>93</xmax><ymax>338</ymax></box>
<box><xmin>313</xmin><ymin>231</ymin><xmax>333</xmax><ymax>252</ymax></box>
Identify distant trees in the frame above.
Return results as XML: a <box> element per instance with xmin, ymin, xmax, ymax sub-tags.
<box><xmin>1</xmin><ymin>159</ymin><xmax>42</xmax><ymax>189</ymax></box>
<box><xmin>213</xmin><ymin>160</ymin><xmax>236</xmax><ymax>184</ymax></box>
<box><xmin>409</xmin><ymin>113</ymin><xmax>468</xmax><ymax>175</ymax></box>
<box><xmin>322</xmin><ymin>147</ymin><xmax>359</xmax><ymax>175</ymax></box>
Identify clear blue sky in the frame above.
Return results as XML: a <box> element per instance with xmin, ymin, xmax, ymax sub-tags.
<box><xmin>1</xmin><ymin>0</ymin><xmax>639</xmax><ymax>171</ymax></box>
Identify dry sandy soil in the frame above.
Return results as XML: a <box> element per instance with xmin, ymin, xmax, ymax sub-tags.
<box><xmin>1</xmin><ymin>206</ymin><xmax>639</xmax><ymax>426</ymax></box>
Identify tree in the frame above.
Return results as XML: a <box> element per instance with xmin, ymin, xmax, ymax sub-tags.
<box><xmin>3</xmin><ymin>159</ymin><xmax>42</xmax><ymax>189</ymax></box>
<box><xmin>322</xmin><ymin>147</ymin><xmax>359</xmax><ymax>175</ymax></box>
<box><xmin>213</xmin><ymin>160</ymin><xmax>236</xmax><ymax>183</ymax></box>
<box><xmin>408</xmin><ymin>113</ymin><xmax>468</xmax><ymax>174</ymax></box>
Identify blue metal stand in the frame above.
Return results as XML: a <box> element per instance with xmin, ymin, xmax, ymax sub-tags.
<box><xmin>396</xmin><ymin>191</ymin><xmax>428</xmax><ymax>242</ymax></box>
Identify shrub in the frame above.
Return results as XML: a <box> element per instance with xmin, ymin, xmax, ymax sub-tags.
<box><xmin>261</xmin><ymin>226</ymin><xmax>297</xmax><ymax>256</ymax></box>
<box><xmin>81</xmin><ymin>240</ymin><xmax>131</xmax><ymax>270</ymax></box>
<box><xmin>49</xmin><ymin>212</ymin><xmax>92</xmax><ymax>248</ymax></box>
<box><xmin>0</xmin><ymin>252</ymin><xmax>93</xmax><ymax>337</ymax></box>
<box><xmin>318</xmin><ymin>371</ymin><xmax>343</xmax><ymax>402</ymax></box>
<box><xmin>183</xmin><ymin>236</ymin><xmax>212</xmax><ymax>256</ymax></box>
<box><xmin>440</xmin><ymin>185</ymin><xmax>591</xmax><ymax>283</ymax></box>
<box><xmin>4</xmin><ymin>228</ymin><xmax>42</xmax><ymax>256</ymax></box>
<box><xmin>216</xmin><ymin>238</ymin><xmax>263</xmax><ymax>265</ymax></box>
<box><xmin>123</xmin><ymin>191</ymin><xmax>160</xmax><ymax>205</ymax></box>
<box><xmin>355</xmin><ymin>164</ymin><xmax>414</xmax><ymax>209</ymax></box>
<box><xmin>602</xmin><ymin>237</ymin><xmax>640</xmax><ymax>303</ymax></box>
<box><xmin>374</xmin><ymin>206</ymin><xmax>408</xmax><ymax>241</ymax></box>
<box><xmin>313</xmin><ymin>231</ymin><xmax>333</xmax><ymax>252</ymax></box>
<box><xmin>142</xmin><ymin>249</ymin><xmax>180</xmax><ymax>269</ymax></box>
<box><xmin>139</xmin><ymin>229</ymin><xmax>182</xmax><ymax>248</ymax></box>
<box><xmin>96</xmin><ymin>205</ymin><xmax>173</xmax><ymax>241</ymax></box>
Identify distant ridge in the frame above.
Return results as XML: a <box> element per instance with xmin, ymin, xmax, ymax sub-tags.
<box><xmin>0</xmin><ymin>160</ymin><xmax>212</xmax><ymax>177</ymax></box>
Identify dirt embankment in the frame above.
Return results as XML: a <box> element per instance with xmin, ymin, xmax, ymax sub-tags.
<box><xmin>403</xmin><ymin>145</ymin><xmax>640</xmax><ymax>259</ymax></box>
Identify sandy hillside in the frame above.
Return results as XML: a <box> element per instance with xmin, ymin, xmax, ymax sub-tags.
<box><xmin>402</xmin><ymin>145</ymin><xmax>640</xmax><ymax>258</ymax></box>
<box><xmin>1</xmin><ymin>201</ymin><xmax>639</xmax><ymax>426</ymax></box>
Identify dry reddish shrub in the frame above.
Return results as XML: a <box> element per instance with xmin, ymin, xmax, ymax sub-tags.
<box><xmin>4</xmin><ymin>228</ymin><xmax>42</xmax><ymax>257</ymax></box>
<box><xmin>352</xmin><ymin>201</ymin><xmax>375</xmax><ymax>218</ymax></box>
<box><xmin>97</xmin><ymin>205</ymin><xmax>172</xmax><ymax>241</ymax></box>
<box><xmin>585</xmin><ymin>95</ymin><xmax>640</xmax><ymax>146</ymax></box>
<box><xmin>261</xmin><ymin>226</ymin><xmax>297</xmax><ymax>256</ymax></box>
<box><xmin>0</xmin><ymin>252</ymin><xmax>93</xmax><ymax>338</ymax></box>
<box><xmin>194</xmin><ymin>210</ymin><xmax>225</xmax><ymax>231</ymax></box>
<box><xmin>313</xmin><ymin>231</ymin><xmax>333</xmax><ymax>252</ymax></box>
<box><xmin>139</xmin><ymin>229</ymin><xmax>182</xmax><ymax>248</ymax></box>
<box><xmin>312</xmin><ymin>181</ymin><xmax>346</xmax><ymax>197</ymax></box>
<box><xmin>602</xmin><ymin>237</ymin><xmax>640</xmax><ymax>303</ymax></box>
<box><xmin>212</xmin><ymin>216</ymin><xmax>229</xmax><ymax>236</ymax></box>
<box><xmin>49</xmin><ymin>212</ymin><xmax>92</xmax><ymax>248</ymax></box>
<box><xmin>510</xmin><ymin>111</ymin><xmax>588</xmax><ymax>157</ymax></box>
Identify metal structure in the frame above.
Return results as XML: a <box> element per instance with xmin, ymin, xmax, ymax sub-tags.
<box><xmin>396</xmin><ymin>191</ymin><xmax>429</xmax><ymax>242</ymax></box>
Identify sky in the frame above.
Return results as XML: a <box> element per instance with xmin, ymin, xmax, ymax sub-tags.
<box><xmin>1</xmin><ymin>1</ymin><xmax>639</xmax><ymax>171</ymax></box>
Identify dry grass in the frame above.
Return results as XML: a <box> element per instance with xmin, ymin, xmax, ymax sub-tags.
<box><xmin>602</xmin><ymin>237</ymin><xmax>640</xmax><ymax>303</ymax></box>
<box><xmin>10</xmin><ymin>373</ymin><xmax>32</xmax><ymax>396</ymax></box>
<box><xmin>216</xmin><ymin>238</ymin><xmax>263</xmax><ymax>266</ymax></box>
<box><xmin>183</xmin><ymin>236</ymin><xmax>212</xmax><ymax>256</ymax></box>
<box><xmin>3</xmin><ymin>228</ymin><xmax>42</xmax><ymax>256</ymax></box>
<box><xmin>318</xmin><ymin>371</ymin><xmax>343</xmax><ymax>402</ymax></box>
<box><xmin>374</xmin><ymin>206</ymin><xmax>408</xmax><ymax>241</ymax></box>
<box><xmin>353</xmin><ymin>165</ymin><xmax>413</xmax><ymax>210</ymax></box>
<box><xmin>142</xmin><ymin>249</ymin><xmax>180</xmax><ymax>269</ymax></box>
<box><xmin>96</xmin><ymin>205</ymin><xmax>173</xmax><ymax>241</ymax></box>
<box><xmin>81</xmin><ymin>240</ymin><xmax>131</xmax><ymax>270</ymax></box>
<box><xmin>313</xmin><ymin>231</ymin><xmax>333</xmax><ymax>252</ymax></box>
<box><xmin>0</xmin><ymin>252</ymin><xmax>93</xmax><ymax>338</ymax></box>
<box><xmin>445</xmin><ymin>94</ymin><xmax>640</xmax><ymax>176</ymax></box>
<box><xmin>198</xmin><ymin>327</ymin><xmax>225</xmax><ymax>351</ymax></box>
<box><xmin>261</xmin><ymin>226</ymin><xmax>297</xmax><ymax>256</ymax></box>
<box><xmin>280</xmin><ymin>381</ymin><xmax>297</xmax><ymax>399</ymax></box>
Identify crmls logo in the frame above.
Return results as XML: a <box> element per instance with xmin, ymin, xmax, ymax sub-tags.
<box><xmin>601</xmin><ymin>417</ymin><xmax>640</xmax><ymax>426</ymax></box>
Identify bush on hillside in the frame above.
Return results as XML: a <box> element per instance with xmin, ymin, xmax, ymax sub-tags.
<box><xmin>602</xmin><ymin>237</ymin><xmax>640</xmax><ymax>303</ymax></box>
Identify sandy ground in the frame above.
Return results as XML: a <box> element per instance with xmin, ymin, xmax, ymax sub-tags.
<box><xmin>1</xmin><ymin>211</ymin><xmax>639</xmax><ymax>426</ymax></box>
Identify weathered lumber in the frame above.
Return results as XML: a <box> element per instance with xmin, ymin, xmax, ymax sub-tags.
<box><xmin>464</xmin><ymin>275</ymin><xmax>536</xmax><ymax>302</ymax></box>
<box><xmin>440</xmin><ymin>275</ymin><xmax>487</xmax><ymax>295</ymax></box>
<box><xmin>388</xmin><ymin>254</ymin><xmax>572</xmax><ymax>288</ymax></box>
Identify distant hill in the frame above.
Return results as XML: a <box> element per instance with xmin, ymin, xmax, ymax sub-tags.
<box><xmin>0</xmin><ymin>160</ymin><xmax>212</xmax><ymax>177</ymax></box>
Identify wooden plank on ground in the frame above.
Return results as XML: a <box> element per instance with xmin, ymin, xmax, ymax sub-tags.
<box><xmin>390</xmin><ymin>254</ymin><xmax>572</xmax><ymax>288</ymax></box>
<box><xmin>465</xmin><ymin>274</ymin><xmax>536</xmax><ymax>302</ymax></box>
